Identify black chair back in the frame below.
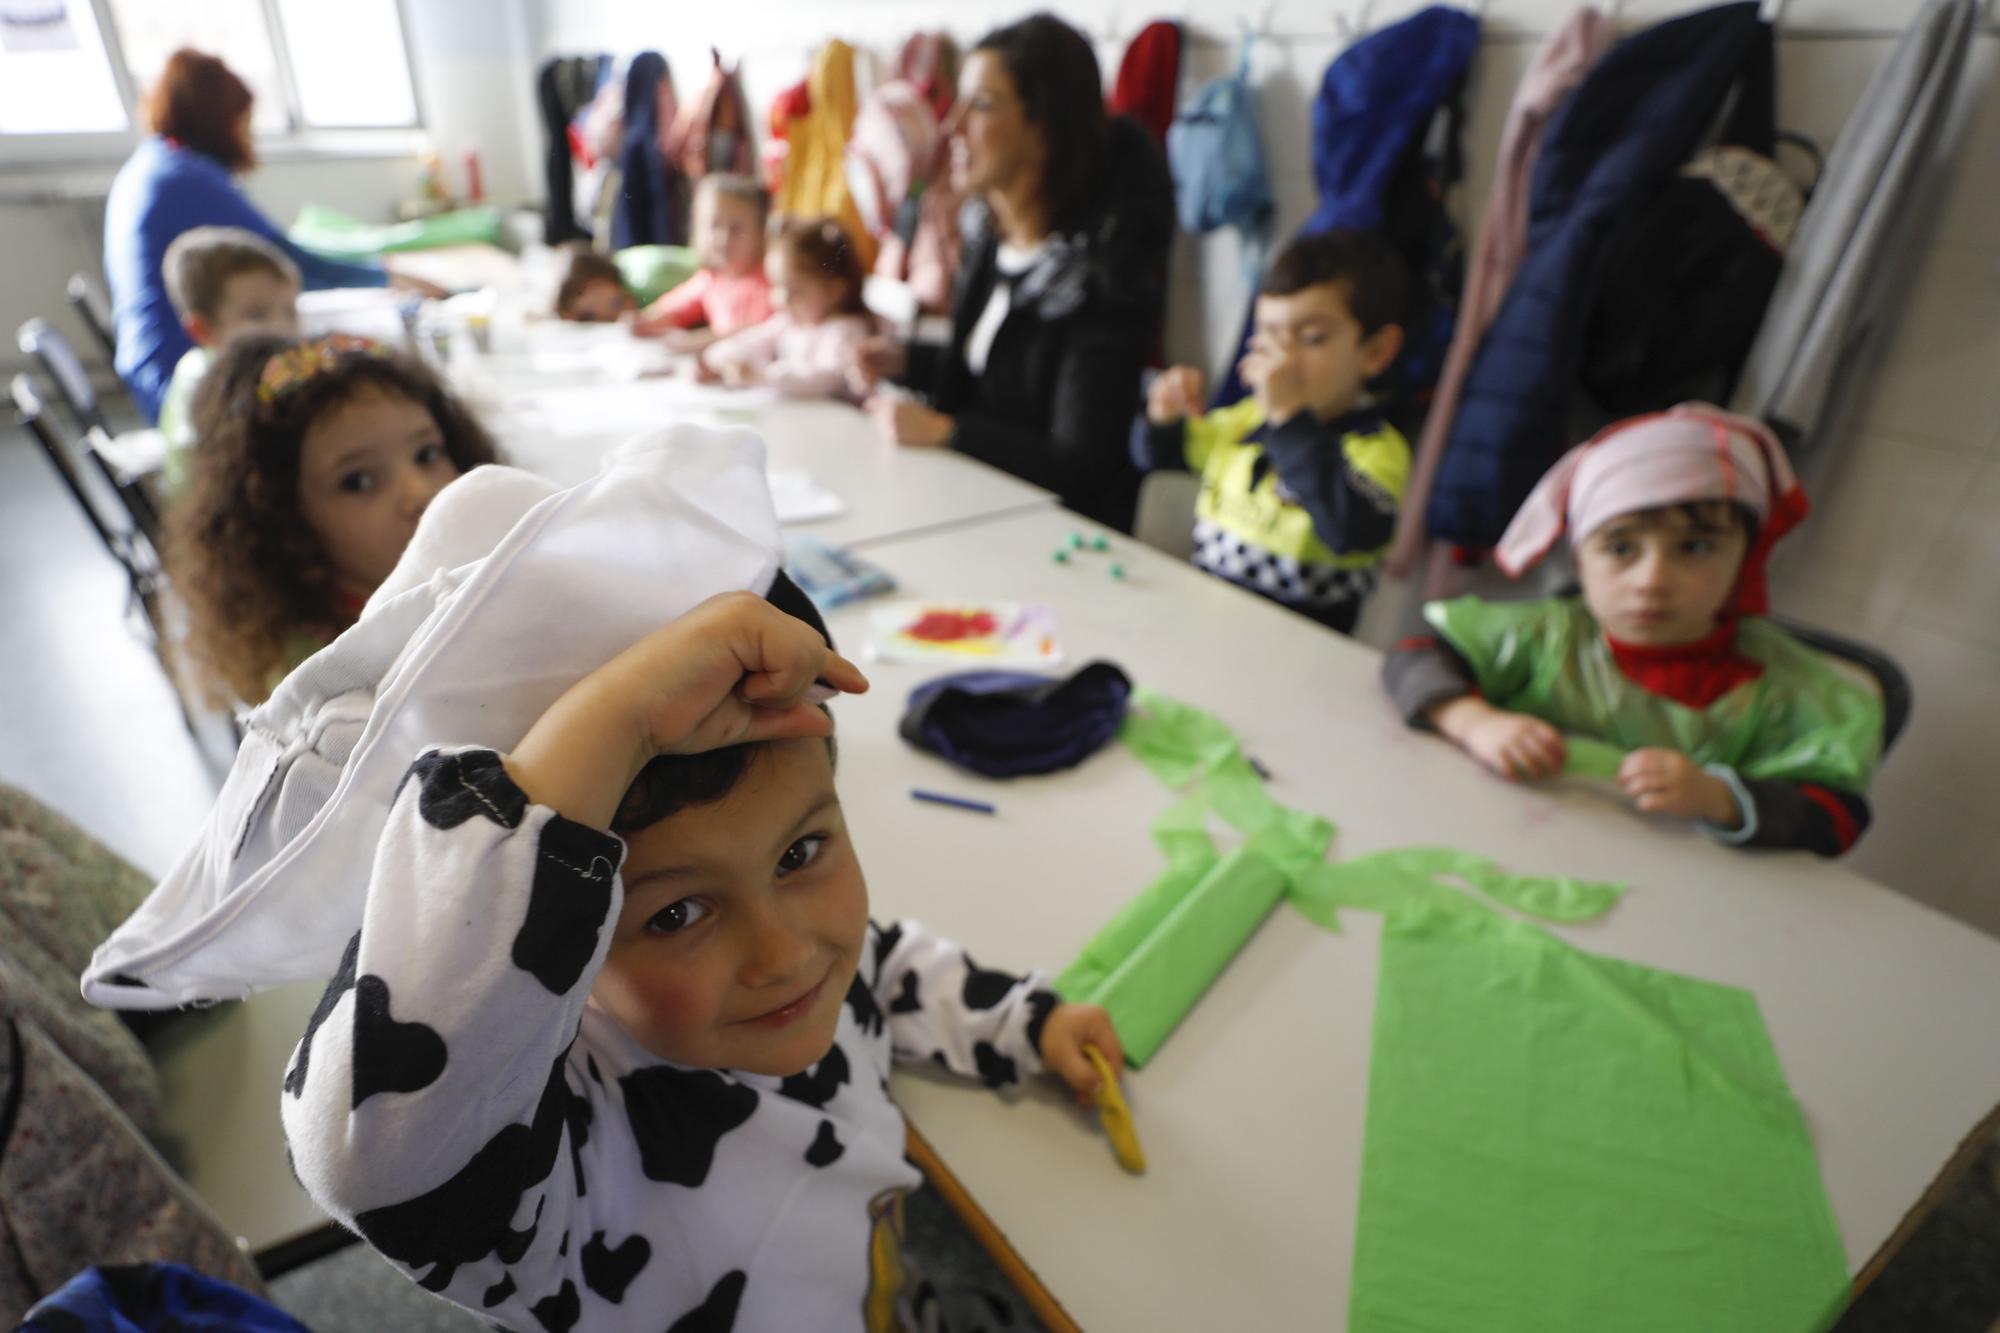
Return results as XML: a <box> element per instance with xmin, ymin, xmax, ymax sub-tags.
<box><xmin>1769</xmin><ymin>617</ymin><xmax>1914</xmax><ymax>757</ymax></box>
<box><xmin>11</xmin><ymin>373</ymin><xmax>154</xmax><ymax>602</ymax></box>
<box><xmin>17</xmin><ymin>318</ymin><xmax>109</xmax><ymax>435</ymax></box>
<box><xmin>14</xmin><ymin>374</ymin><xmax>124</xmax><ymax>565</ymax></box>
<box><xmin>13</xmin><ymin>373</ymin><xmax>223</xmax><ymax>741</ymax></box>
<box><xmin>66</xmin><ymin>273</ymin><xmax>120</xmax><ymax>366</ymax></box>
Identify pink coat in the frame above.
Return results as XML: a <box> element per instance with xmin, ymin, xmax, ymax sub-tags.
<box><xmin>703</xmin><ymin>310</ymin><xmax>880</xmax><ymax>401</ymax></box>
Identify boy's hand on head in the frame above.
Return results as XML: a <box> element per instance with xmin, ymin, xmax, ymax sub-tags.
<box><xmin>1239</xmin><ymin>340</ymin><xmax>1309</xmax><ymax>423</ymax></box>
<box><xmin>507</xmin><ymin>592</ymin><xmax>868</xmax><ymax>828</ymax></box>
<box><xmin>1431</xmin><ymin>697</ymin><xmax>1566</xmax><ymax>781</ymax></box>
<box><xmin>1146</xmin><ymin>365</ymin><xmax>1207</xmax><ymax>425</ymax></box>
<box><xmin>1037</xmin><ymin>1002</ymin><xmax>1124</xmax><ymax>1106</ymax></box>
<box><xmin>1618</xmin><ymin>749</ymin><xmax>1741</xmax><ymax>827</ymax></box>
<box><xmin>613</xmin><ymin>591</ymin><xmax>868</xmax><ymax>758</ymax></box>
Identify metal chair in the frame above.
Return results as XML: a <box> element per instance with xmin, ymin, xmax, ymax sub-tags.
<box><xmin>1132</xmin><ymin>470</ymin><xmax>1200</xmax><ymax>561</ymax></box>
<box><xmin>13</xmin><ymin>374</ymin><xmax>139</xmax><ymax>590</ymax></box>
<box><xmin>12</xmin><ymin>373</ymin><xmax>209</xmax><ymax>738</ymax></box>
<box><xmin>66</xmin><ymin>272</ymin><xmax>120</xmax><ymax>366</ymax></box>
<box><xmin>16</xmin><ymin>320</ymin><xmax>165</xmax><ymax>543</ymax></box>
<box><xmin>18</xmin><ymin>316</ymin><xmax>112</xmax><ymax>435</ymax></box>
<box><xmin>1770</xmin><ymin>617</ymin><xmax>1913</xmax><ymax>756</ymax></box>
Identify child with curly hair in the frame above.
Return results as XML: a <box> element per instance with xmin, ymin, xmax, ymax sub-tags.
<box><xmin>164</xmin><ymin>332</ymin><xmax>499</xmax><ymax>704</ymax></box>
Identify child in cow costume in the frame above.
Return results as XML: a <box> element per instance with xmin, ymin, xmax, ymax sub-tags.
<box><xmin>86</xmin><ymin>428</ymin><xmax>1122</xmax><ymax>1331</ymax></box>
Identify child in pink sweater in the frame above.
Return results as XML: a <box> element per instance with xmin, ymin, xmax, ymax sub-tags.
<box><xmin>701</xmin><ymin>217</ymin><xmax>879</xmax><ymax>401</ymax></box>
<box><xmin>630</xmin><ymin>174</ymin><xmax>774</xmax><ymax>347</ymax></box>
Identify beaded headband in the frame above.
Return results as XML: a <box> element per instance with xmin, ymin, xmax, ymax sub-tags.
<box><xmin>256</xmin><ymin>333</ymin><xmax>388</xmax><ymax>405</ymax></box>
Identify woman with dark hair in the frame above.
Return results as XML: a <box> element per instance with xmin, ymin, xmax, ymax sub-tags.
<box><xmin>852</xmin><ymin>12</ymin><xmax>1175</xmax><ymax>531</ymax></box>
<box><xmin>103</xmin><ymin>49</ymin><xmax>439</xmax><ymax>422</ymax></box>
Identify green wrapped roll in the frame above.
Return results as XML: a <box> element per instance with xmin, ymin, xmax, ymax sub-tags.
<box><xmin>1060</xmin><ymin>845</ymin><xmax>1289</xmax><ymax>1068</ymax></box>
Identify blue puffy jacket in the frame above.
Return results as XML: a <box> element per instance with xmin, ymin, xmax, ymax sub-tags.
<box><xmin>1425</xmin><ymin>2</ymin><xmax>1769</xmax><ymax>550</ymax></box>
<box><xmin>1213</xmin><ymin>6</ymin><xmax>1480</xmax><ymax>407</ymax></box>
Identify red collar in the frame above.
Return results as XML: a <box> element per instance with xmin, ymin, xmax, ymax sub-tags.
<box><xmin>1604</xmin><ymin>621</ymin><xmax>1764</xmax><ymax>709</ymax></box>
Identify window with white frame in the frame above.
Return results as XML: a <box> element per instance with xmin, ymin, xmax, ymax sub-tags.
<box><xmin>0</xmin><ymin>0</ymin><xmax>419</xmax><ymax>137</ymax></box>
<box><xmin>0</xmin><ymin>0</ymin><xmax>128</xmax><ymax>135</ymax></box>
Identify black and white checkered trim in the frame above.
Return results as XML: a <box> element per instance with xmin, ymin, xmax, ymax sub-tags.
<box><xmin>1191</xmin><ymin>519</ymin><xmax>1378</xmax><ymax>611</ymax></box>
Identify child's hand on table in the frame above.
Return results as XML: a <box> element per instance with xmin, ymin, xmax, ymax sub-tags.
<box><xmin>1036</xmin><ymin>1002</ymin><xmax>1125</xmax><ymax>1105</ymax></box>
<box><xmin>865</xmin><ymin>394</ymin><xmax>954</xmax><ymax>448</ymax></box>
<box><xmin>1618</xmin><ymin>748</ymin><xmax>1742</xmax><ymax>827</ymax></box>
<box><xmin>1429</xmin><ymin>696</ymin><xmax>1567</xmax><ymax>781</ymax></box>
<box><xmin>506</xmin><ymin>592</ymin><xmax>869</xmax><ymax>828</ymax></box>
<box><xmin>1146</xmin><ymin>365</ymin><xmax>1207</xmax><ymax>425</ymax></box>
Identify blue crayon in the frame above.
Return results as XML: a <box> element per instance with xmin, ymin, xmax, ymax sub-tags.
<box><xmin>910</xmin><ymin>789</ymin><xmax>997</xmax><ymax>815</ymax></box>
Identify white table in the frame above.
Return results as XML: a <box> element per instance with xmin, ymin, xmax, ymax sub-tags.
<box><xmin>452</xmin><ymin>330</ymin><xmax>1056</xmax><ymax>548</ymax></box>
<box><xmin>143</xmin><ymin>437</ymin><xmax>2000</xmax><ymax>1322</ymax></box>
<box><xmin>815</xmin><ymin>505</ymin><xmax>2000</xmax><ymax>1331</ymax></box>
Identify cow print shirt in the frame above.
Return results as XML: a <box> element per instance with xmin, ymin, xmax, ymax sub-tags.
<box><xmin>280</xmin><ymin>747</ymin><xmax>1059</xmax><ymax>1332</ymax></box>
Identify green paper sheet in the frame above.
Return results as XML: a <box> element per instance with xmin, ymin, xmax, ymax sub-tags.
<box><xmin>1291</xmin><ymin>848</ymin><xmax>1624</xmax><ymax>932</ymax></box>
<box><xmin>1061</xmin><ymin>845</ymin><xmax>1289</xmax><ymax>1067</ymax></box>
<box><xmin>1118</xmin><ymin>686</ymin><xmax>1247</xmax><ymax>789</ymax></box>
<box><xmin>1349</xmin><ymin>907</ymin><xmax>1848</xmax><ymax>1333</ymax></box>
<box><xmin>1073</xmin><ymin>692</ymin><xmax>1621</xmax><ymax>1066</ymax></box>
<box><xmin>1457</xmin><ymin>860</ymin><xmax>1624</xmax><ymax>922</ymax></box>
<box><xmin>289</xmin><ymin>203</ymin><xmax>504</xmax><ymax>259</ymax></box>
<box><xmin>1564</xmin><ymin>734</ymin><xmax>1628</xmax><ymax>779</ymax></box>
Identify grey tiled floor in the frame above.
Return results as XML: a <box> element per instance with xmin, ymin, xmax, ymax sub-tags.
<box><xmin>0</xmin><ymin>425</ymin><xmax>220</xmax><ymax>879</ymax></box>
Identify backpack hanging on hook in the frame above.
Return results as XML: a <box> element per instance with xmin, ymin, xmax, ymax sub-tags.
<box><xmin>1166</xmin><ymin>31</ymin><xmax>1275</xmax><ymax>302</ymax></box>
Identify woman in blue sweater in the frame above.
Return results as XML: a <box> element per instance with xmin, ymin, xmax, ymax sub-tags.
<box><xmin>104</xmin><ymin>49</ymin><xmax>436</xmax><ymax>422</ymax></box>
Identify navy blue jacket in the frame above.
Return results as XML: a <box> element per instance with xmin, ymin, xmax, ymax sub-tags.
<box><xmin>612</xmin><ymin>52</ymin><xmax>683</xmax><ymax>249</ymax></box>
<box><xmin>1213</xmin><ymin>6</ymin><xmax>1480</xmax><ymax>406</ymax></box>
<box><xmin>1425</xmin><ymin>2</ymin><xmax>1769</xmax><ymax>550</ymax></box>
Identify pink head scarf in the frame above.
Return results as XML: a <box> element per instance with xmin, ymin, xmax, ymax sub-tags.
<box><xmin>1495</xmin><ymin>402</ymin><xmax>1808</xmax><ymax>617</ymax></box>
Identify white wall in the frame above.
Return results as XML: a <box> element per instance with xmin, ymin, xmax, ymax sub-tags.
<box><xmin>529</xmin><ymin>1</ymin><xmax>1997</xmax><ymax>929</ymax></box>
<box><xmin>0</xmin><ymin>0</ymin><xmax>542</xmax><ymax>379</ymax></box>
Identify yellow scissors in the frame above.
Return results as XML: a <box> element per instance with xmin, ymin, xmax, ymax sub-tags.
<box><xmin>1085</xmin><ymin>1044</ymin><xmax>1145</xmax><ymax>1175</ymax></box>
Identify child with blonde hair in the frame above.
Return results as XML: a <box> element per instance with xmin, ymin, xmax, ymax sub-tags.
<box><xmin>1383</xmin><ymin>404</ymin><xmax>1882</xmax><ymax>856</ymax></box>
<box><xmin>157</xmin><ymin>225</ymin><xmax>302</xmax><ymax>491</ymax></box>
<box><xmin>630</xmin><ymin>173</ymin><xmax>773</xmax><ymax>348</ymax></box>
<box><xmin>164</xmin><ymin>333</ymin><xmax>498</xmax><ymax>703</ymax></box>
<box><xmin>700</xmin><ymin>217</ymin><xmax>880</xmax><ymax>400</ymax></box>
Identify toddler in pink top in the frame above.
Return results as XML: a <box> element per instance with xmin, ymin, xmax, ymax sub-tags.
<box><xmin>631</xmin><ymin>173</ymin><xmax>773</xmax><ymax>347</ymax></box>
<box><xmin>700</xmin><ymin>217</ymin><xmax>880</xmax><ymax>401</ymax></box>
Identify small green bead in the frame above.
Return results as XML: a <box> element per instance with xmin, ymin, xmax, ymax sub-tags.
<box><xmin>1109</xmin><ymin>563</ymin><xmax>1126</xmax><ymax>580</ymax></box>
<box><xmin>1067</xmin><ymin>532</ymin><xmax>1086</xmax><ymax>549</ymax></box>
<box><xmin>1052</xmin><ymin>549</ymin><xmax>1070</xmax><ymax>564</ymax></box>
<box><xmin>1091</xmin><ymin>535</ymin><xmax>1110</xmax><ymax>552</ymax></box>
